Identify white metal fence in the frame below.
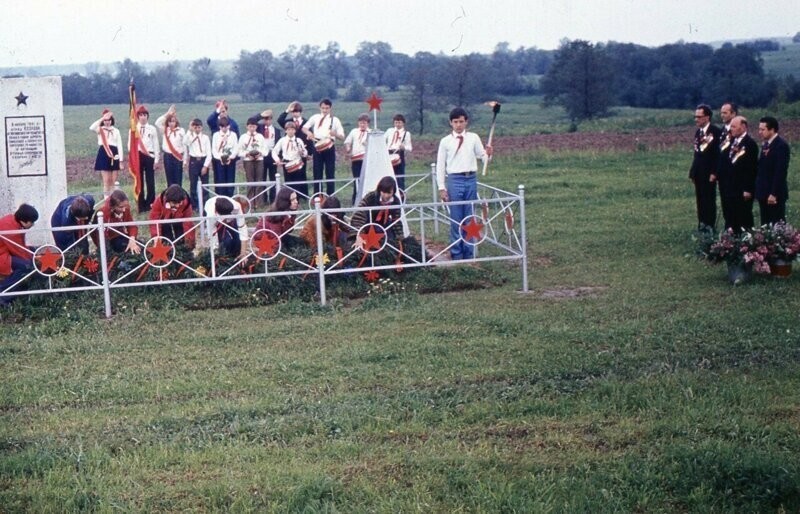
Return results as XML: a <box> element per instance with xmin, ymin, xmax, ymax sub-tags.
<box><xmin>1</xmin><ymin>167</ymin><xmax>527</xmax><ymax>317</ymax></box>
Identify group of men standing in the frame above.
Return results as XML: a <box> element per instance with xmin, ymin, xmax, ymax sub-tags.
<box><xmin>690</xmin><ymin>102</ymin><xmax>791</xmax><ymax>232</ymax></box>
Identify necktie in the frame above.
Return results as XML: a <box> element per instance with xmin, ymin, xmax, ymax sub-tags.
<box><xmin>763</xmin><ymin>141</ymin><xmax>770</xmax><ymax>153</ymax></box>
<box><xmin>455</xmin><ymin>134</ymin><xmax>464</xmax><ymax>154</ymax></box>
<box><xmin>318</xmin><ymin>114</ymin><xmax>327</xmax><ymax>128</ymax></box>
<box><xmin>359</xmin><ymin>129</ymin><xmax>365</xmax><ymax>143</ymax></box>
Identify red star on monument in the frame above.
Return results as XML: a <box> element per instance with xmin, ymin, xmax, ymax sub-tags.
<box><xmin>146</xmin><ymin>239</ymin><xmax>173</xmax><ymax>264</ymax></box>
<box><xmin>254</xmin><ymin>231</ymin><xmax>280</xmax><ymax>257</ymax></box>
<box><xmin>461</xmin><ymin>217</ymin><xmax>485</xmax><ymax>243</ymax></box>
<box><xmin>361</xmin><ymin>225</ymin><xmax>385</xmax><ymax>251</ymax></box>
<box><xmin>36</xmin><ymin>247</ymin><xmax>62</xmax><ymax>273</ymax></box>
<box><xmin>366</xmin><ymin>91</ymin><xmax>383</xmax><ymax>112</ymax></box>
<box><xmin>364</xmin><ymin>270</ymin><xmax>380</xmax><ymax>283</ymax></box>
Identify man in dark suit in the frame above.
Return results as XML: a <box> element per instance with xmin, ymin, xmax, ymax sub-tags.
<box><xmin>689</xmin><ymin>104</ymin><xmax>722</xmax><ymax>230</ymax></box>
<box><xmin>755</xmin><ymin>116</ymin><xmax>791</xmax><ymax>225</ymax></box>
<box><xmin>717</xmin><ymin>116</ymin><xmax>758</xmax><ymax>232</ymax></box>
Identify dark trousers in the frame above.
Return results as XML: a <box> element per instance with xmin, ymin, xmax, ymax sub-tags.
<box><xmin>0</xmin><ymin>256</ymin><xmax>32</xmax><ymax>304</ymax></box>
<box><xmin>693</xmin><ymin>178</ymin><xmax>717</xmax><ymax>229</ymax></box>
<box><xmin>283</xmin><ymin>162</ymin><xmax>309</xmax><ymax>200</ymax></box>
<box><xmin>721</xmin><ymin>195</ymin><xmax>755</xmax><ymax>233</ymax></box>
<box><xmin>218</xmin><ymin>224</ymin><xmax>241</xmax><ymax>257</ymax></box>
<box><xmin>53</xmin><ymin>230</ymin><xmax>89</xmax><ymax>255</ymax></box>
<box><xmin>188</xmin><ymin>156</ymin><xmax>209</xmax><ymax>211</ymax></box>
<box><xmin>108</xmin><ymin>236</ymin><xmax>129</xmax><ymax>253</ymax></box>
<box><xmin>392</xmin><ymin>150</ymin><xmax>406</xmax><ymax>191</ymax></box>
<box><xmin>139</xmin><ymin>152</ymin><xmax>156</xmax><ymax>212</ymax></box>
<box><xmin>759</xmin><ymin>199</ymin><xmax>786</xmax><ymax>226</ymax></box>
<box><xmin>212</xmin><ymin>158</ymin><xmax>237</xmax><ymax>198</ymax></box>
<box><xmin>312</xmin><ymin>147</ymin><xmax>336</xmax><ymax>195</ymax></box>
<box><xmin>159</xmin><ymin>221</ymin><xmax>187</xmax><ymax>244</ymax></box>
<box><xmin>163</xmin><ymin>153</ymin><xmax>183</xmax><ymax>187</ymax></box>
<box><xmin>265</xmin><ymin>156</ymin><xmax>278</xmax><ymax>204</ymax></box>
<box><xmin>351</xmin><ymin>160</ymin><xmax>363</xmax><ymax>206</ymax></box>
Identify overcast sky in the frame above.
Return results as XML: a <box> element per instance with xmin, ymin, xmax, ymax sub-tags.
<box><xmin>2</xmin><ymin>0</ymin><xmax>798</xmax><ymax>68</ymax></box>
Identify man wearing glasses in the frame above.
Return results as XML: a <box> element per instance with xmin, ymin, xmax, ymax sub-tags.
<box><xmin>689</xmin><ymin>104</ymin><xmax>722</xmax><ymax>231</ymax></box>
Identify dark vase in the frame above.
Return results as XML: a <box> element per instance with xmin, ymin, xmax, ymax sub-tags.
<box><xmin>726</xmin><ymin>261</ymin><xmax>753</xmax><ymax>285</ymax></box>
<box><xmin>770</xmin><ymin>258</ymin><xmax>792</xmax><ymax>278</ymax></box>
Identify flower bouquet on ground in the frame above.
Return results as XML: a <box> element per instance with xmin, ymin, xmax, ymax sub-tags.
<box><xmin>697</xmin><ymin>222</ymin><xmax>800</xmax><ymax>283</ymax></box>
<box><xmin>758</xmin><ymin>221</ymin><xmax>800</xmax><ymax>277</ymax></box>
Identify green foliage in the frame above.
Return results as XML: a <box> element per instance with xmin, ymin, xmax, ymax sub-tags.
<box><xmin>4</xmin><ymin>140</ymin><xmax>800</xmax><ymax>511</ymax></box>
<box><xmin>541</xmin><ymin>40</ymin><xmax>615</xmax><ymax>121</ymax></box>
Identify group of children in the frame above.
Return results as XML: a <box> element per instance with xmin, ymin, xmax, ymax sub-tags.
<box><xmin>90</xmin><ymin>99</ymin><xmax>413</xmax><ymax>215</ymax></box>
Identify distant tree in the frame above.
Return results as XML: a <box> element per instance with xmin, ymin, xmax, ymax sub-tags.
<box><xmin>794</xmin><ymin>32</ymin><xmax>800</xmax><ymax>44</ymax></box>
<box><xmin>541</xmin><ymin>40</ymin><xmax>614</xmax><ymax>120</ymax></box>
<box><xmin>235</xmin><ymin>50</ymin><xmax>277</xmax><ymax>101</ymax></box>
<box><xmin>319</xmin><ymin>42</ymin><xmax>351</xmax><ymax>88</ymax></box>
<box><xmin>355</xmin><ymin>41</ymin><xmax>396</xmax><ymax>86</ymax></box>
<box><xmin>403</xmin><ymin>52</ymin><xmax>445</xmax><ymax>134</ymax></box>
<box><xmin>344</xmin><ymin>81</ymin><xmax>367</xmax><ymax>102</ymax></box>
<box><xmin>189</xmin><ymin>57</ymin><xmax>216</xmax><ymax>99</ymax></box>
<box><xmin>62</xmin><ymin>73</ymin><xmax>93</xmax><ymax>104</ymax></box>
<box><xmin>741</xmin><ymin>39</ymin><xmax>780</xmax><ymax>52</ymax></box>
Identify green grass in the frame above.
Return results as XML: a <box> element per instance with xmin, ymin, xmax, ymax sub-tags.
<box><xmin>3</xmin><ymin>142</ymin><xmax>800</xmax><ymax>511</ymax></box>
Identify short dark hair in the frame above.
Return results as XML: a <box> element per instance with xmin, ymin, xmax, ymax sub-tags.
<box><xmin>164</xmin><ymin>185</ymin><xmax>187</xmax><ymax>205</ymax></box>
<box><xmin>14</xmin><ymin>203</ymin><xmax>38</xmax><ymax>224</ymax></box>
<box><xmin>190</xmin><ymin>118</ymin><xmax>203</xmax><ymax>127</ymax></box>
<box><xmin>449</xmin><ymin>107</ymin><xmax>469</xmax><ymax>121</ymax></box>
<box><xmin>696</xmin><ymin>104</ymin><xmax>712</xmax><ymax>117</ymax></box>
<box><xmin>246</xmin><ymin>117</ymin><xmax>259</xmax><ymax>126</ymax></box>
<box><xmin>70</xmin><ymin>196</ymin><xmax>92</xmax><ymax>219</ymax></box>
<box><xmin>722</xmin><ymin>102</ymin><xmax>739</xmax><ymax>115</ymax></box>
<box><xmin>760</xmin><ymin>116</ymin><xmax>779</xmax><ymax>132</ymax></box>
<box><xmin>218</xmin><ymin>116</ymin><xmax>230</xmax><ymax>128</ymax></box>
<box><xmin>376</xmin><ymin>176</ymin><xmax>397</xmax><ymax>195</ymax></box>
<box><xmin>393</xmin><ymin>114</ymin><xmax>406</xmax><ymax>123</ymax></box>
<box><xmin>215</xmin><ymin>197</ymin><xmax>234</xmax><ymax>215</ymax></box>
<box><xmin>319</xmin><ymin>98</ymin><xmax>332</xmax><ymax>107</ymax></box>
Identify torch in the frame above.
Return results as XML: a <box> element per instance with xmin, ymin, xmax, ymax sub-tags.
<box><xmin>481</xmin><ymin>101</ymin><xmax>501</xmax><ymax>176</ymax></box>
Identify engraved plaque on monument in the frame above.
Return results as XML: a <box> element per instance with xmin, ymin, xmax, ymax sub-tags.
<box><xmin>0</xmin><ymin>76</ymin><xmax>67</xmax><ymax>245</ymax></box>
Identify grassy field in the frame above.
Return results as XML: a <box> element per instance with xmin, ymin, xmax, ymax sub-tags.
<box><xmin>2</xmin><ymin>135</ymin><xmax>800</xmax><ymax>511</ymax></box>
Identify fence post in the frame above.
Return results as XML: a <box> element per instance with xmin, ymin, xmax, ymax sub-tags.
<box><xmin>197</xmin><ymin>180</ymin><xmax>206</xmax><ymax>247</ymax></box>
<box><xmin>314</xmin><ymin>196</ymin><xmax>326</xmax><ymax>306</ymax></box>
<box><xmin>430</xmin><ymin>162</ymin><xmax>439</xmax><ymax>235</ymax></box>
<box><xmin>518</xmin><ymin>184</ymin><xmax>528</xmax><ymax>293</ymax></box>
<box><xmin>96</xmin><ymin>211</ymin><xmax>113</xmax><ymax>318</ymax></box>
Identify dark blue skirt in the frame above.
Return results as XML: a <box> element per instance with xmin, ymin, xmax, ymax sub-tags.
<box><xmin>94</xmin><ymin>145</ymin><xmax>120</xmax><ymax>171</ymax></box>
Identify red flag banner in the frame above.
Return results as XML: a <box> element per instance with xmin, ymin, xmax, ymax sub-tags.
<box><xmin>128</xmin><ymin>83</ymin><xmax>142</xmax><ymax>204</ymax></box>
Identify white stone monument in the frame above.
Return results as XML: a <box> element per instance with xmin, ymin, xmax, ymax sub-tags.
<box><xmin>357</xmin><ymin>130</ymin><xmax>409</xmax><ymax>236</ymax></box>
<box><xmin>0</xmin><ymin>76</ymin><xmax>68</xmax><ymax>245</ymax></box>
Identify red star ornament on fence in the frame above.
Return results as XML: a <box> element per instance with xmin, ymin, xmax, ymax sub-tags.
<box><xmin>361</xmin><ymin>225</ymin><xmax>385</xmax><ymax>251</ymax></box>
<box><xmin>366</xmin><ymin>91</ymin><xmax>383</xmax><ymax>112</ymax></box>
<box><xmin>461</xmin><ymin>216</ymin><xmax>486</xmax><ymax>244</ymax></box>
<box><xmin>146</xmin><ymin>238</ymin><xmax>173</xmax><ymax>265</ymax></box>
<box><xmin>35</xmin><ymin>246</ymin><xmax>63</xmax><ymax>274</ymax></box>
<box><xmin>253</xmin><ymin>230</ymin><xmax>280</xmax><ymax>259</ymax></box>
<box><xmin>364</xmin><ymin>270</ymin><xmax>380</xmax><ymax>283</ymax></box>
<box><xmin>83</xmin><ymin>257</ymin><xmax>100</xmax><ymax>273</ymax></box>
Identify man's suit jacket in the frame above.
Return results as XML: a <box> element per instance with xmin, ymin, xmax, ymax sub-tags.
<box><xmin>689</xmin><ymin>124</ymin><xmax>722</xmax><ymax>181</ymax></box>
<box><xmin>755</xmin><ymin>135</ymin><xmax>791</xmax><ymax>201</ymax></box>
<box><xmin>718</xmin><ymin>134</ymin><xmax>758</xmax><ymax>198</ymax></box>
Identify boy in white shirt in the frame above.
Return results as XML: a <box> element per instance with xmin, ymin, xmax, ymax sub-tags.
<box><xmin>344</xmin><ymin>114</ymin><xmax>370</xmax><ymax>205</ymax></box>
<box><xmin>211</xmin><ymin>117</ymin><xmax>239</xmax><ymax>198</ymax></box>
<box><xmin>183</xmin><ymin>118</ymin><xmax>212</xmax><ymax>210</ymax></box>
<box><xmin>302</xmin><ymin>98</ymin><xmax>345</xmax><ymax>196</ymax></box>
<box><xmin>130</xmin><ymin>105</ymin><xmax>160</xmax><ymax>213</ymax></box>
<box><xmin>272</xmin><ymin>121</ymin><xmax>309</xmax><ymax>198</ymax></box>
<box><xmin>237</xmin><ymin>117</ymin><xmax>267</xmax><ymax>207</ymax></box>
<box><xmin>384</xmin><ymin>114</ymin><xmax>413</xmax><ymax>191</ymax></box>
<box><xmin>436</xmin><ymin>107</ymin><xmax>493</xmax><ymax>260</ymax></box>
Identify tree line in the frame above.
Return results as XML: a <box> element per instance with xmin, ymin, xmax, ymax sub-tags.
<box><xmin>60</xmin><ymin>38</ymin><xmax>799</xmax><ymax>130</ymax></box>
